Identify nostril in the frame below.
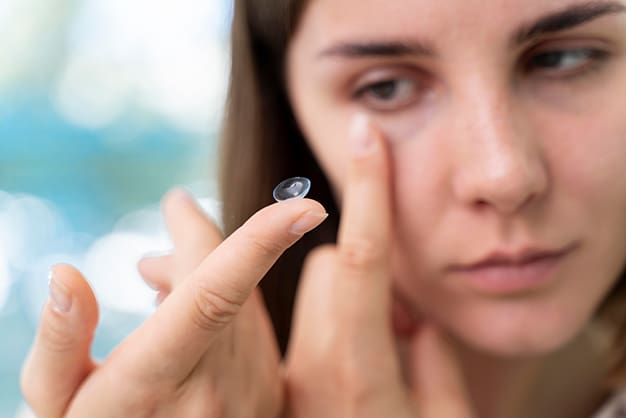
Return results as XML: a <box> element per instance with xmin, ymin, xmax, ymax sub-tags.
<box><xmin>466</xmin><ymin>182</ymin><xmax>542</xmax><ymax>215</ymax></box>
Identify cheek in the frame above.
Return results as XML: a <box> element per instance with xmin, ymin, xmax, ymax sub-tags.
<box><xmin>388</xmin><ymin>137</ymin><xmax>453</xmax><ymax>303</ymax></box>
<box><xmin>548</xmin><ymin>117</ymin><xmax>626</xmax><ymax>209</ymax></box>
<box><xmin>542</xmin><ymin>107</ymin><xmax>626</xmax><ymax>276</ymax></box>
<box><xmin>386</xmin><ymin>106</ymin><xmax>626</xmax><ymax>356</ymax></box>
<box><xmin>387</xmin><ymin>128</ymin><xmax>457</xmax><ymax>268</ymax></box>
<box><xmin>542</xmin><ymin>66</ymin><xmax>626</xmax><ymax>228</ymax></box>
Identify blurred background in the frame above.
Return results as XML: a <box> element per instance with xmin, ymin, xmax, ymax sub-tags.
<box><xmin>0</xmin><ymin>1</ymin><xmax>232</xmax><ymax>416</ymax></box>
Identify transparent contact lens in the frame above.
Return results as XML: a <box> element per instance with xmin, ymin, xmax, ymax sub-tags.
<box><xmin>273</xmin><ymin>177</ymin><xmax>311</xmax><ymax>202</ymax></box>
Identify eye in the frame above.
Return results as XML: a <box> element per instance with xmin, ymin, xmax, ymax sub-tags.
<box><xmin>525</xmin><ymin>48</ymin><xmax>610</xmax><ymax>78</ymax></box>
<box><xmin>353</xmin><ymin>77</ymin><xmax>422</xmax><ymax>112</ymax></box>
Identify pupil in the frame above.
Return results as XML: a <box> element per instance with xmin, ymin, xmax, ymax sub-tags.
<box><xmin>371</xmin><ymin>81</ymin><xmax>397</xmax><ymax>99</ymax></box>
<box><xmin>532</xmin><ymin>51</ymin><xmax>586</xmax><ymax>68</ymax></box>
<box><xmin>535</xmin><ymin>52</ymin><xmax>563</xmax><ymax>67</ymax></box>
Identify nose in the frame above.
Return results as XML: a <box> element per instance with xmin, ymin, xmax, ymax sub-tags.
<box><xmin>451</xmin><ymin>88</ymin><xmax>548</xmax><ymax>215</ymax></box>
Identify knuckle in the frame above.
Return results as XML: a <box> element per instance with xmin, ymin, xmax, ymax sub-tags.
<box><xmin>38</xmin><ymin>314</ymin><xmax>78</xmax><ymax>353</ymax></box>
<box><xmin>172</xmin><ymin>379</ymin><xmax>234</xmax><ymax>417</ymax></box>
<box><xmin>303</xmin><ymin>244</ymin><xmax>337</xmax><ymax>269</ymax></box>
<box><xmin>302</xmin><ymin>345</ymin><xmax>377</xmax><ymax>402</ymax></box>
<box><xmin>285</xmin><ymin>345</ymin><xmax>383</xmax><ymax>417</ymax></box>
<box><xmin>19</xmin><ymin>368</ymin><xmax>39</xmax><ymax>409</ymax></box>
<box><xmin>331</xmin><ymin>353</ymin><xmax>382</xmax><ymax>411</ymax></box>
<box><xmin>185</xmin><ymin>387</ymin><xmax>227</xmax><ymax>417</ymax></box>
<box><xmin>422</xmin><ymin>403</ymin><xmax>476</xmax><ymax>418</ymax></box>
<box><xmin>308</xmin><ymin>244</ymin><xmax>337</xmax><ymax>261</ymax></box>
<box><xmin>125</xmin><ymin>385</ymin><xmax>164</xmax><ymax>415</ymax></box>
<box><xmin>102</xmin><ymin>366</ymin><xmax>170</xmax><ymax>413</ymax></box>
<box><xmin>192</xmin><ymin>284</ymin><xmax>242</xmax><ymax>332</ymax></box>
<box><xmin>338</xmin><ymin>238</ymin><xmax>384</xmax><ymax>272</ymax></box>
<box><xmin>20</xmin><ymin>390</ymin><xmax>43</xmax><ymax>416</ymax></box>
<box><xmin>247</xmin><ymin>235</ymin><xmax>287</xmax><ymax>260</ymax></box>
<box><xmin>20</xmin><ymin>365</ymin><xmax>58</xmax><ymax>417</ymax></box>
<box><xmin>341</xmin><ymin>381</ymin><xmax>391</xmax><ymax>413</ymax></box>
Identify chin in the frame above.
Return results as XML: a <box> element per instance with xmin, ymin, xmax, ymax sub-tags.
<box><xmin>426</xmin><ymin>296</ymin><xmax>596</xmax><ymax>358</ymax></box>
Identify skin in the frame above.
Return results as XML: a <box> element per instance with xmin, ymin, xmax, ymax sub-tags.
<box><xmin>20</xmin><ymin>0</ymin><xmax>626</xmax><ymax>417</ymax></box>
<box><xmin>20</xmin><ymin>192</ymin><xmax>328</xmax><ymax>418</ymax></box>
<box><xmin>20</xmin><ymin>128</ymin><xmax>479</xmax><ymax>418</ymax></box>
<box><xmin>286</xmin><ymin>0</ymin><xmax>626</xmax><ymax>416</ymax></box>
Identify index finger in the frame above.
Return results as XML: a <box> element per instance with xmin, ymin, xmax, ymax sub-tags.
<box><xmin>336</xmin><ymin>113</ymin><xmax>394</xmax><ymax>323</ymax></box>
<box><xmin>285</xmin><ymin>114</ymin><xmax>402</xmax><ymax>403</ymax></box>
<box><xmin>119</xmin><ymin>197</ymin><xmax>328</xmax><ymax>381</ymax></box>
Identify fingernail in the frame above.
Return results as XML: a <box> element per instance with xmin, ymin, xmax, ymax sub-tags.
<box><xmin>48</xmin><ymin>269</ymin><xmax>72</xmax><ymax>313</ymax></box>
<box><xmin>289</xmin><ymin>211</ymin><xmax>329</xmax><ymax>235</ymax></box>
<box><xmin>349</xmin><ymin>113</ymin><xmax>374</xmax><ymax>156</ymax></box>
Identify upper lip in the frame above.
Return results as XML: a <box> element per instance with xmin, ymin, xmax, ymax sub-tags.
<box><xmin>450</xmin><ymin>243</ymin><xmax>577</xmax><ymax>271</ymax></box>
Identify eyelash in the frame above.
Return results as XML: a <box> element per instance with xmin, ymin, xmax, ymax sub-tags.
<box><xmin>352</xmin><ymin>77</ymin><xmax>422</xmax><ymax>113</ymax></box>
<box><xmin>523</xmin><ymin>48</ymin><xmax>610</xmax><ymax>78</ymax></box>
<box><xmin>352</xmin><ymin>48</ymin><xmax>611</xmax><ymax>112</ymax></box>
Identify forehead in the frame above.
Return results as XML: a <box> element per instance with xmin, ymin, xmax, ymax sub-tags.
<box><xmin>296</xmin><ymin>0</ymin><xmax>606</xmax><ymax>45</ymax></box>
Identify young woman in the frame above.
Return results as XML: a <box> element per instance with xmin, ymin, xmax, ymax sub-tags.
<box><xmin>21</xmin><ymin>0</ymin><xmax>626</xmax><ymax>417</ymax></box>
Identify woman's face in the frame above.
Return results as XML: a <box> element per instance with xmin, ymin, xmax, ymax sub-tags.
<box><xmin>286</xmin><ymin>0</ymin><xmax>626</xmax><ymax>356</ymax></box>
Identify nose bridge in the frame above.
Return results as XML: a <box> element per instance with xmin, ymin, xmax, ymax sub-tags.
<box><xmin>451</xmin><ymin>74</ymin><xmax>548</xmax><ymax>214</ymax></box>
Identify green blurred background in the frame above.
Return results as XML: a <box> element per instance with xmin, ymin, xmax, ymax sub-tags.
<box><xmin>0</xmin><ymin>1</ymin><xmax>232</xmax><ymax>416</ymax></box>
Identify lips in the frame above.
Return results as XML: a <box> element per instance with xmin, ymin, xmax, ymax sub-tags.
<box><xmin>448</xmin><ymin>243</ymin><xmax>579</xmax><ymax>294</ymax></box>
<box><xmin>452</xmin><ymin>243</ymin><xmax>577</xmax><ymax>271</ymax></box>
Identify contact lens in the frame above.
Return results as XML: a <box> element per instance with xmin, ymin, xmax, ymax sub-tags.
<box><xmin>273</xmin><ymin>177</ymin><xmax>311</xmax><ymax>202</ymax></box>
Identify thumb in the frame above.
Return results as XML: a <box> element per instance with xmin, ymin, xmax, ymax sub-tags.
<box><xmin>410</xmin><ymin>324</ymin><xmax>476</xmax><ymax>418</ymax></box>
<box><xmin>21</xmin><ymin>264</ymin><xmax>99</xmax><ymax>418</ymax></box>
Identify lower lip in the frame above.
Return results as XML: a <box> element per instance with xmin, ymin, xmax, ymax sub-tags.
<box><xmin>450</xmin><ymin>252</ymin><xmax>570</xmax><ymax>295</ymax></box>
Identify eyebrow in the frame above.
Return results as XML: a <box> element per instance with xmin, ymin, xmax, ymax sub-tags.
<box><xmin>318</xmin><ymin>1</ymin><xmax>626</xmax><ymax>60</ymax></box>
<box><xmin>512</xmin><ymin>1</ymin><xmax>626</xmax><ymax>45</ymax></box>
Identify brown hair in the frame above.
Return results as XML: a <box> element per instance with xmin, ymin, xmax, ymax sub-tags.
<box><xmin>218</xmin><ymin>0</ymin><xmax>626</xmax><ymax>387</ymax></box>
<box><xmin>219</xmin><ymin>0</ymin><xmax>338</xmax><ymax>354</ymax></box>
<box><xmin>597</xmin><ymin>273</ymin><xmax>626</xmax><ymax>387</ymax></box>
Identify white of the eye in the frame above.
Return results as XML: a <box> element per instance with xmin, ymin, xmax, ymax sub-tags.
<box><xmin>390</xmin><ymin>79</ymin><xmax>415</xmax><ymax>100</ymax></box>
<box><xmin>369</xmin><ymin>79</ymin><xmax>416</xmax><ymax>103</ymax></box>
<box><xmin>559</xmin><ymin>51</ymin><xmax>589</xmax><ymax>69</ymax></box>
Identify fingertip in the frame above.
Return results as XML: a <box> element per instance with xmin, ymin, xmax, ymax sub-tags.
<box><xmin>136</xmin><ymin>256</ymin><xmax>150</xmax><ymax>275</ymax></box>
<box><xmin>161</xmin><ymin>187</ymin><xmax>197</xmax><ymax>220</ymax></box>
<box><xmin>137</xmin><ymin>255</ymin><xmax>175</xmax><ymax>290</ymax></box>
<box><xmin>162</xmin><ymin>187</ymin><xmax>194</xmax><ymax>207</ymax></box>
<box><xmin>347</xmin><ymin>113</ymin><xmax>389</xmax><ymax>159</ymax></box>
<box><xmin>48</xmin><ymin>263</ymin><xmax>99</xmax><ymax>327</ymax></box>
<box><xmin>264</xmin><ymin>197</ymin><xmax>328</xmax><ymax>222</ymax></box>
<box><xmin>161</xmin><ymin>188</ymin><xmax>223</xmax><ymax>248</ymax></box>
<box><xmin>302</xmin><ymin>198</ymin><xmax>328</xmax><ymax>216</ymax></box>
<box><xmin>136</xmin><ymin>255</ymin><xmax>159</xmax><ymax>276</ymax></box>
<box><xmin>301</xmin><ymin>244</ymin><xmax>336</xmax><ymax>274</ymax></box>
<box><xmin>21</xmin><ymin>265</ymin><xmax>100</xmax><ymax>416</ymax></box>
